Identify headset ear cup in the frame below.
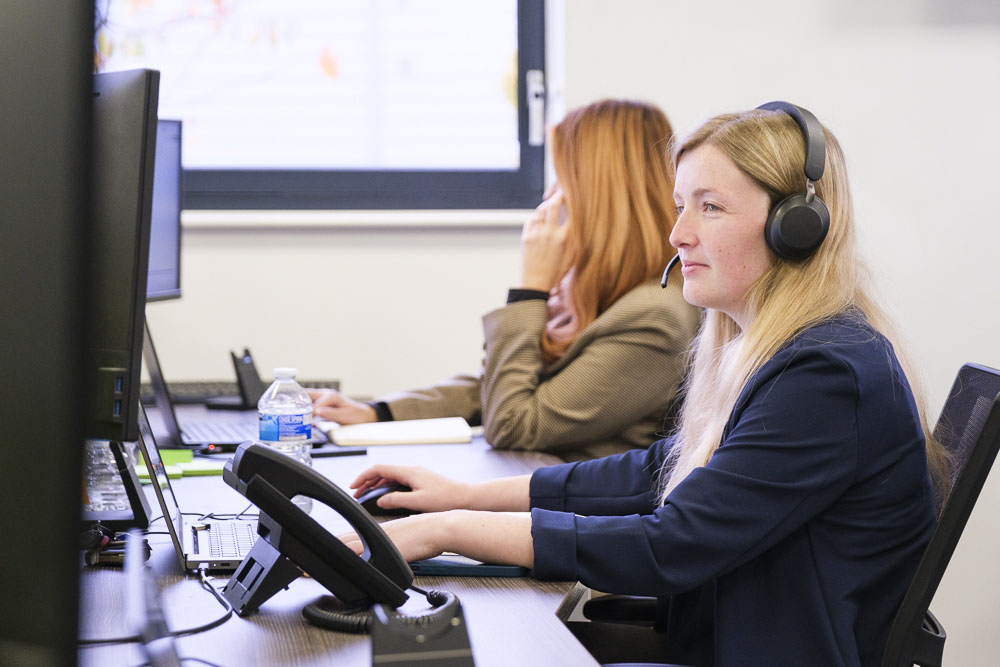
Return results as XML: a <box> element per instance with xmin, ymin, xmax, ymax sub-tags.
<box><xmin>764</xmin><ymin>193</ymin><xmax>830</xmax><ymax>260</ymax></box>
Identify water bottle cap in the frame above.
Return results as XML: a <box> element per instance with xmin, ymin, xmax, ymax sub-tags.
<box><xmin>273</xmin><ymin>367</ymin><xmax>298</xmax><ymax>378</ymax></box>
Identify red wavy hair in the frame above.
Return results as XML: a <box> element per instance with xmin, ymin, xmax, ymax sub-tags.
<box><xmin>541</xmin><ymin>99</ymin><xmax>677</xmax><ymax>363</ymax></box>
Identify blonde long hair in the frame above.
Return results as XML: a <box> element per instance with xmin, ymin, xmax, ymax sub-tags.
<box><xmin>542</xmin><ymin>100</ymin><xmax>677</xmax><ymax>363</ymax></box>
<box><xmin>658</xmin><ymin>109</ymin><xmax>949</xmax><ymax>502</ymax></box>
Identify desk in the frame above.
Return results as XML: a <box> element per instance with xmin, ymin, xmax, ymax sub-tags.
<box><xmin>78</xmin><ymin>434</ymin><xmax>599</xmax><ymax>666</ymax></box>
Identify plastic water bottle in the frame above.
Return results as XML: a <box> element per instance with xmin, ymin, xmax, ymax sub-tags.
<box><xmin>83</xmin><ymin>439</ymin><xmax>130</xmax><ymax>512</ymax></box>
<box><xmin>258</xmin><ymin>368</ymin><xmax>314</xmax><ymax>514</ymax></box>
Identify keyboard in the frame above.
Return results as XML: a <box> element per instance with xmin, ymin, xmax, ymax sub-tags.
<box><xmin>181</xmin><ymin>418</ymin><xmax>259</xmax><ymax>444</ymax></box>
<box><xmin>207</xmin><ymin>521</ymin><xmax>257</xmax><ymax>559</ymax></box>
<box><xmin>140</xmin><ymin>379</ymin><xmax>342</xmax><ymax>405</ymax></box>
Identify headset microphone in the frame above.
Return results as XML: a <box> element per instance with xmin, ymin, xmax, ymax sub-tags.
<box><xmin>661</xmin><ymin>253</ymin><xmax>681</xmax><ymax>288</ymax></box>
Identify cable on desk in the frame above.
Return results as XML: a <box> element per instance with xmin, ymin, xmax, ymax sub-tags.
<box><xmin>79</xmin><ymin>630</ymin><xmax>142</xmax><ymax>646</ymax></box>
<box><xmin>233</xmin><ymin>503</ymin><xmax>256</xmax><ymax>521</ymax></box>
<box><xmin>78</xmin><ymin>568</ymin><xmax>234</xmax><ymax>646</ymax></box>
<box><xmin>183</xmin><ymin>503</ymin><xmax>258</xmax><ymax>522</ymax></box>
<box><xmin>172</xmin><ymin>568</ymin><xmax>234</xmax><ymax>637</ymax></box>
<box><xmin>301</xmin><ymin>585</ymin><xmax>453</xmax><ymax>634</ymax></box>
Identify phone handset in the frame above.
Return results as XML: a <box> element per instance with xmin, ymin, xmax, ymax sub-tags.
<box><xmin>221</xmin><ymin>442</ymin><xmax>413</xmax><ymax>615</ymax></box>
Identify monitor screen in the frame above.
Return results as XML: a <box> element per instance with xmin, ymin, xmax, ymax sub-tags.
<box><xmin>147</xmin><ymin>118</ymin><xmax>182</xmax><ymax>301</ymax></box>
<box><xmin>85</xmin><ymin>68</ymin><xmax>160</xmax><ymax>442</ymax></box>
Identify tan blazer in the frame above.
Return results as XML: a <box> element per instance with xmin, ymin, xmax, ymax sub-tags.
<box><xmin>380</xmin><ymin>279</ymin><xmax>700</xmax><ymax>461</ymax></box>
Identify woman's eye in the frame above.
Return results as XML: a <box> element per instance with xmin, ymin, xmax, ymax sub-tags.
<box><xmin>675</xmin><ymin>204</ymin><xmax>684</xmax><ymax>215</ymax></box>
<box><xmin>704</xmin><ymin>202</ymin><xmax>720</xmax><ymax>212</ymax></box>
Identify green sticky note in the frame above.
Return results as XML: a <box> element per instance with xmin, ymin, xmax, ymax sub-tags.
<box><xmin>176</xmin><ymin>460</ymin><xmax>226</xmax><ymax>476</ymax></box>
<box><xmin>159</xmin><ymin>449</ymin><xmax>194</xmax><ymax>465</ymax></box>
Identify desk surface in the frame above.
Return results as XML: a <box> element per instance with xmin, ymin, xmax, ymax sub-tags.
<box><xmin>79</xmin><ymin>432</ymin><xmax>599</xmax><ymax>666</ymax></box>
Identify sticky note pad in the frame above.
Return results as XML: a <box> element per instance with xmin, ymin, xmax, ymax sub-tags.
<box><xmin>176</xmin><ymin>460</ymin><xmax>226</xmax><ymax>476</ymax></box>
<box><xmin>159</xmin><ymin>449</ymin><xmax>194</xmax><ymax>465</ymax></box>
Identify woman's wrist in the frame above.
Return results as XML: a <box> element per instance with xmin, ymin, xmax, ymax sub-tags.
<box><xmin>439</xmin><ymin>509</ymin><xmax>474</xmax><ymax>551</ymax></box>
<box><xmin>439</xmin><ymin>509</ymin><xmax>534</xmax><ymax>568</ymax></box>
<box><xmin>366</xmin><ymin>401</ymin><xmax>393</xmax><ymax>422</ymax></box>
<box><xmin>518</xmin><ymin>271</ymin><xmax>557</xmax><ymax>293</ymax></box>
<box><xmin>454</xmin><ymin>481</ymin><xmax>479</xmax><ymax>510</ymax></box>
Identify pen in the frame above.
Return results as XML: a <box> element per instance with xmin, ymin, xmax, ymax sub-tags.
<box><xmin>311</xmin><ymin>446</ymin><xmax>368</xmax><ymax>459</ymax></box>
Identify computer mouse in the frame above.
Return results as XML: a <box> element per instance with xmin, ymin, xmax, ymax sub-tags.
<box><xmin>356</xmin><ymin>483</ymin><xmax>416</xmax><ymax>517</ymax></box>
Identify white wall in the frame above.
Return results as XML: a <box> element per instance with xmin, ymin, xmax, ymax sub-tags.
<box><xmin>151</xmin><ymin>1</ymin><xmax>1000</xmax><ymax>662</ymax></box>
<box><xmin>145</xmin><ymin>222</ymin><xmax>523</xmax><ymax>398</ymax></box>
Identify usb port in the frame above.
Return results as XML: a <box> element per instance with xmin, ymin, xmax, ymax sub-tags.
<box><xmin>115</xmin><ymin>376</ymin><xmax>124</xmax><ymax>392</ymax></box>
<box><xmin>113</xmin><ymin>399</ymin><xmax>122</xmax><ymax>416</ymax></box>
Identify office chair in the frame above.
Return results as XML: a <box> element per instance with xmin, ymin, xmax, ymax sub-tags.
<box><xmin>579</xmin><ymin>363</ymin><xmax>1000</xmax><ymax>667</ymax></box>
<box><xmin>881</xmin><ymin>362</ymin><xmax>1000</xmax><ymax>667</ymax></box>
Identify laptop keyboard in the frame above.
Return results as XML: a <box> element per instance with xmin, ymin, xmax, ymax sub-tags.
<box><xmin>182</xmin><ymin>418</ymin><xmax>258</xmax><ymax>443</ymax></box>
<box><xmin>141</xmin><ymin>379</ymin><xmax>341</xmax><ymax>405</ymax></box>
<box><xmin>182</xmin><ymin>419</ymin><xmax>327</xmax><ymax>445</ymax></box>
<box><xmin>208</xmin><ymin>521</ymin><xmax>257</xmax><ymax>558</ymax></box>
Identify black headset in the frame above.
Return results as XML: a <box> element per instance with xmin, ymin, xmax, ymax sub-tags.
<box><xmin>755</xmin><ymin>101</ymin><xmax>831</xmax><ymax>260</ymax></box>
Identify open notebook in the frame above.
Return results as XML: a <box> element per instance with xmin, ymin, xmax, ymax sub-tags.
<box><xmin>314</xmin><ymin>416</ymin><xmax>472</xmax><ymax>446</ymax></box>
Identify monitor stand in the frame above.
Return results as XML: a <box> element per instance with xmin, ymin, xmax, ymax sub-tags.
<box><xmin>204</xmin><ymin>348</ymin><xmax>267</xmax><ymax>410</ymax></box>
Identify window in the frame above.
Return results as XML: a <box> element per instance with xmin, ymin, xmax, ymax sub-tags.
<box><xmin>97</xmin><ymin>0</ymin><xmax>545</xmax><ymax>210</ymax></box>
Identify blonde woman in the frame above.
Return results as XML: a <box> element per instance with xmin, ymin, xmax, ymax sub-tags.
<box><xmin>340</xmin><ymin>103</ymin><xmax>948</xmax><ymax>666</ymax></box>
<box><xmin>312</xmin><ymin>100</ymin><xmax>700</xmax><ymax>461</ymax></box>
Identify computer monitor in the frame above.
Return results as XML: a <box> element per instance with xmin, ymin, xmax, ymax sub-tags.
<box><xmin>85</xmin><ymin>68</ymin><xmax>160</xmax><ymax>443</ymax></box>
<box><xmin>147</xmin><ymin>118</ymin><xmax>182</xmax><ymax>302</ymax></box>
<box><xmin>0</xmin><ymin>4</ymin><xmax>92</xmax><ymax>665</ymax></box>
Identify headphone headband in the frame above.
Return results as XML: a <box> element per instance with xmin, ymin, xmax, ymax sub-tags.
<box><xmin>754</xmin><ymin>101</ymin><xmax>831</xmax><ymax>260</ymax></box>
<box><xmin>756</xmin><ymin>101</ymin><xmax>826</xmax><ymax>182</ymax></box>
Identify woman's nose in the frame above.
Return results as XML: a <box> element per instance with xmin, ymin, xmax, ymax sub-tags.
<box><xmin>669</xmin><ymin>210</ymin><xmax>692</xmax><ymax>249</ymax></box>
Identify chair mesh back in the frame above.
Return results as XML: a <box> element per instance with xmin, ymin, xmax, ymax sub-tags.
<box><xmin>933</xmin><ymin>364</ymin><xmax>1000</xmax><ymax>498</ymax></box>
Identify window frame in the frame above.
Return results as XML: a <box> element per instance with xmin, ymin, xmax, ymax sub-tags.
<box><xmin>182</xmin><ymin>0</ymin><xmax>545</xmax><ymax>211</ymax></box>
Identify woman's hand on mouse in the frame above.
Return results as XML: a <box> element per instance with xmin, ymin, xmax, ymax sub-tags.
<box><xmin>350</xmin><ymin>465</ymin><xmax>473</xmax><ymax>513</ymax></box>
<box><xmin>308</xmin><ymin>388</ymin><xmax>377</xmax><ymax>424</ymax></box>
<box><xmin>520</xmin><ymin>189</ymin><xmax>570</xmax><ymax>292</ymax></box>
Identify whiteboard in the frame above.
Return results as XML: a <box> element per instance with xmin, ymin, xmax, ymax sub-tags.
<box><xmin>97</xmin><ymin>0</ymin><xmax>520</xmax><ymax>171</ymax></box>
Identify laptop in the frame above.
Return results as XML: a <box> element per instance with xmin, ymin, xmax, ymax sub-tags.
<box><xmin>136</xmin><ymin>403</ymin><xmax>258</xmax><ymax>571</ymax></box>
<box><xmin>142</xmin><ymin>322</ymin><xmax>327</xmax><ymax>450</ymax></box>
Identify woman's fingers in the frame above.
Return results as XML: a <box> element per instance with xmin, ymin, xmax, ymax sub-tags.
<box><xmin>349</xmin><ymin>464</ymin><xmax>422</xmax><ymax>492</ymax></box>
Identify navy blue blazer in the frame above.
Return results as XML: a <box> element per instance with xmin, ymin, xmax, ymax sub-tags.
<box><xmin>530</xmin><ymin>314</ymin><xmax>936</xmax><ymax>666</ymax></box>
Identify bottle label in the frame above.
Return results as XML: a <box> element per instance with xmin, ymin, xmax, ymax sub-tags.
<box><xmin>259</xmin><ymin>412</ymin><xmax>312</xmax><ymax>441</ymax></box>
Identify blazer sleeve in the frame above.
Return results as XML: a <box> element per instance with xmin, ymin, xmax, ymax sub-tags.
<box><xmin>530</xmin><ymin>346</ymin><xmax>861</xmax><ymax>595</ymax></box>
<box><xmin>530</xmin><ymin>438</ymin><xmax>673</xmax><ymax>516</ymax></box>
<box><xmin>378</xmin><ymin>374</ymin><xmax>483</xmax><ymax>424</ymax></box>
<box><xmin>479</xmin><ymin>285</ymin><xmax>694</xmax><ymax>454</ymax></box>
